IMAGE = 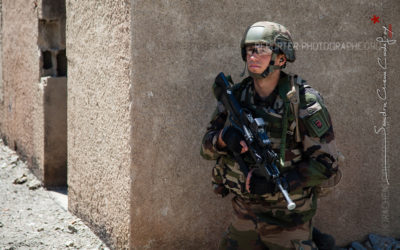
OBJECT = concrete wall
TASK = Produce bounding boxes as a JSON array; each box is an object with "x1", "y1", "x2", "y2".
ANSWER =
[
  {"x1": 291, "y1": 1, "x2": 400, "y2": 244},
  {"x1": 0, "y1": 0, "x2": 39, "y2": 167},
  {"x1": 66, "y1": 1, "x2": 131, "y2": 249},
  {"x1": 0, "y1": 0, "x2": 398, "y2": 249},
  {"x1": 33, "y1": 77, "x2": 67, "y2": 187},
  {"x1": 0, "y1": 0, "x2": 3, "y2": 104},
  {"x1": 33, "y1": 0, "x2": 67, "y2": 186},
  {"x1": 130, "y1": 0, "x2": 400, "y2": 248},
  {"x1": 130, "y1": 2, "x2": 237, "y2": 249},
  {"x1": 0, "y1": 0, "x2": 67, "y2": 186}
]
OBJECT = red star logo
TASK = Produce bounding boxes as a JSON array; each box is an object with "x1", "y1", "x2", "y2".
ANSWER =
[
  {"x1": 314, "y1": 120, "x2": 322, "y2": 128},
  {"x1": 371, "y1": 15, "x2": 380, "y2": 24}
]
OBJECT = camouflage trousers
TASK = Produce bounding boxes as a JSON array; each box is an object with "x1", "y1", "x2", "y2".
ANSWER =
[{"x1": 219, "y1": 197, "x2": 317, "y2": 250}]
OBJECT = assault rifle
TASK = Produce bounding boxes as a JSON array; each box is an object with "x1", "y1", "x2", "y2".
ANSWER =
[{"x1": 213, "y1": 72, "x2": 296, "y2": 210}]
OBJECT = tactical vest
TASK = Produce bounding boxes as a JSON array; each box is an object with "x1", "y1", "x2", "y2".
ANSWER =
[
  {"x1": 215, "y1": 73, "x2": 329, "y2": 204},
  {"x1": 233, "y1": 74, "x2": 303, "y2": 168}
]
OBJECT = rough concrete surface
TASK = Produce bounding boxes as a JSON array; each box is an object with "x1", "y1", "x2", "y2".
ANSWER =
[
  {"x1": 130, "y1": 0, "x2": 400, "y2": 248},
  {"x1": 0, "y1": 0, "x2": 3, "y2": 104},
  {"x1": 0, "y1": 0, "x2": 399, "y2": 249},
  {"x1": 0, "y1": 139, "x2": 109, "y2": 249},
  {"x1": 130, "y1": 2, "x2": 242, "y2": 248},
  {"x1": 0, "y1": 0, "x2": 66, "y2": 184},
  {"x1": 66, "y1": 1, "x2": 131, "y2": 249},
  {"x1": 310, "y1": 0, "x2": 400, "y2": 244},
  {"x1": 0, "y1": 0, "x2": 39, "y2": 167},
  {"x1": 42, "y1": 77, "x2": 67, "y2": 186},
  {"x1": 33, "y1": 77, "x2": 67, "y2": 187}
]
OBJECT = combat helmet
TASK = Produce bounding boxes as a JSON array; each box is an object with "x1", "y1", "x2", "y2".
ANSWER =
[{"x1": 240, "y1": 21, "x2": 295, "y2": 78}]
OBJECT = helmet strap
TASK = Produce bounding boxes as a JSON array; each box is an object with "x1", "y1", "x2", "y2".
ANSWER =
[
  {"x1": 248, "y1": 53, "x2": 282, "y2": 79},
  {"x1": 240, "y1": 62, "x2": 247, "y2": 77}
]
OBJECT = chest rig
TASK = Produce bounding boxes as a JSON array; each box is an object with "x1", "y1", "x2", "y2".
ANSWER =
[{"x1": 232, "y1": 74, "x2": 304, "y2": 170}]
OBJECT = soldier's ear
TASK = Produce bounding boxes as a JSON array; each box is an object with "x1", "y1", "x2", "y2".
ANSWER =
[{"x1": 277, "y1": 55, "x2": 287, "y2": 66}]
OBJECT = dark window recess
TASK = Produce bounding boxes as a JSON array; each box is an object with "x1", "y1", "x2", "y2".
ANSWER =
[
  {"x1": 57, "y1": 50, "x2": 67, "y2": 77},
  {"x1": 42, "y1": 50, "x2": 52, "y2": 70}
]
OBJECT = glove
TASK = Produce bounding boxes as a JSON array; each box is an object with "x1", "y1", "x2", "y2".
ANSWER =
[
  {"x1": 247, "y1": 168, "x2": 302, "y2": 195},
  {"x1": 248, "y1": 173, "x2": 276, "y2": 195},
  {"x1": 282, "y1": 168, "x2": 303, "y2": 192},
  {"x1": 221, "y1": 126, "x2": 245, "y2": 154}
]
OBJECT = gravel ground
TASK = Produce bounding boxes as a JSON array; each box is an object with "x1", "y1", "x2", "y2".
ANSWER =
[{"x1": 0, "y1": 139, "x2": 109, "y2": 250}]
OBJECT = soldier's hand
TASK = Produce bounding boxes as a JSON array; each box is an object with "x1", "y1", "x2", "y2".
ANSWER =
[
  {"x1": 246, "y1": 170, "x2": 276, "y2": 195},
  {"x1": 218, "y1": 126, "x2": 248, "y2": 154}
]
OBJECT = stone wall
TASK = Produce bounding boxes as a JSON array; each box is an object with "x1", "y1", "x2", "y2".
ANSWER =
[{"x1": 66, "y1": 1, "x2": 131, "y2": 249}]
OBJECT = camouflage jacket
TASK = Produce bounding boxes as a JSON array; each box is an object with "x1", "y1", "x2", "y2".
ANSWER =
[{"x1": 200, "y1": 72, "x2": 341, "y2": 227}]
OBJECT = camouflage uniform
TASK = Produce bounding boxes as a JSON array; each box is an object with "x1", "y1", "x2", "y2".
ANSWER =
[{"x1": 200, "y1": 72, "x2": 341, "y2": 249}]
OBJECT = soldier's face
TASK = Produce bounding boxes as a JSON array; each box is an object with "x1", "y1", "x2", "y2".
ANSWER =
[{"x1": 246, "y1": 45, "x2": 272, "y2": 74}]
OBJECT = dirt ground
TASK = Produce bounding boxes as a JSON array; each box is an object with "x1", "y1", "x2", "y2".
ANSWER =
[{"x1": 0, "y1": 139, "x2": 109, "y2": 250}]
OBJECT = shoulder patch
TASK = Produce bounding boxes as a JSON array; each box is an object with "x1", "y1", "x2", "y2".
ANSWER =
[
  {"x1": 294, "y1": 80, "x2": 330, "y2": 137},
  {"x1": 299, "y1": 97, "x2": 330, "y2": 137}
]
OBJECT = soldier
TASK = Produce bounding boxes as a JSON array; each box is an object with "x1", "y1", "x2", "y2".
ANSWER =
[{"x1": 200, "y1": 21, "x2": 342, "y2": 250}]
